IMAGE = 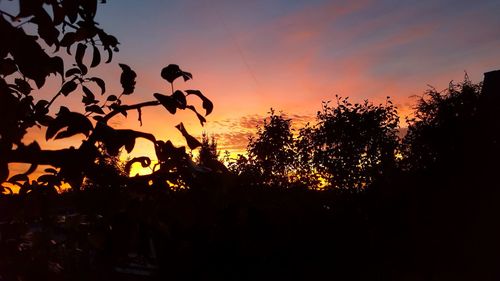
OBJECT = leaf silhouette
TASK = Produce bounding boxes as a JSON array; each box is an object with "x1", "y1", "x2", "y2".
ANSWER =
[
  {"x1": 154, "y1": 93, "x2": 177, "y2": 114},
  {"x1": 14, "y1": 78, "x2": 32, "y2": 95},
  {"x1": 65, "y1": 67, "x2": 81, "y2": 77},
  {"x1": 185, "y1": 90, "x2": 213, "y2": 116},
  {"x1": 172, "y1": 90, "x2": 187, "y2": 109},
  {"x1": 119, "y1": 63, "x2": 137, "y2": 95},
  {"x1": 125, "y1": 157, "x2": 151, "y2": 175},
  {"x1": 104, "y1": 46, "x2": 113, "y2": 63},
  {"x1": 75, "y1": 43, "x2": 87, "y2": 69},
  {"x1": 0, "y1": 58, "x2": 17, "y2": 76},
  {"x1": 8, "y1": 173, "x2": 29, "y2": 183},
  {"x1": 94, "y1": 123, "x2": 155, "y2": 156},
  {"x1": 82, "y1": 85, "x2": 95, "y2": 99},
  {"x1": 46, "y1": 107, "x2": 93, "y2": 140},
  {"x1": 90, "y1": 45, "x2": 101, "y2": 67},
  {"x1": 175, "y1": 122, "x2": 201, "y2": 149},
  {"x1": 186, "y1": 105, "x2": 206, "y2": 126},
  {"x1": 85, "y1": 104, "x2": 104, "y2": 114},
  {"x1": 60, "y1": 32, "x2": 76, "y2": 47},
  {"x1": 44, "y1": 168, "x2": 58, "y2": 174},
  {"x1": 90, "y1": 77, "x2": 105, "y2": 94},
  {"x1": 161, "y1": 64, "x2": 192, "y2": 83},
  {"x1": 60, "y1": 80, "x2": 78, "y2": 96}
]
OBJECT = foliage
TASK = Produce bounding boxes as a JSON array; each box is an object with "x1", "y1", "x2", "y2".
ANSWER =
[
  {"x1": 308, "y1": 97, "x2": 400, "y2": 189},
  {"x1": 402, "y1": 76, "x2": 482, "y2": 171},
  {"x1": 196, "y1": 133, "x2": 218, "y2": 165},
  {"x1": 242, "y1": 109, "x2": 295, "y2": 187},
  {"x1": 0, "y1": 0, "x2": 213, "y2": 193},
  {"x1": 1, "y1": 1, "x2": 499, "y2": 280}
]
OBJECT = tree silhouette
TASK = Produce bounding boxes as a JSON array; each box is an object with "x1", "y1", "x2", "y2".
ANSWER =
[
  {"x1": 0, "y1": 1, "x2": 213, "y2": 193},
  {"x1": 303, "y1": 97, "x2": 399, "y2": 189},
  {"x1": 243, "y1": 109, "x2": 295, "y2": 186},
  {"x1": 402, "y1": 76, "x2": 482, "y2": 172}
]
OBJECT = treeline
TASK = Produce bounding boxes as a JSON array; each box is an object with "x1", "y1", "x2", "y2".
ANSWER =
[
  {"x1": 218, "y1": 76, "x2": 489, "y2": 190},
  {"x1": 1, "y1": 75, "x2": 498, "y2": 280}
]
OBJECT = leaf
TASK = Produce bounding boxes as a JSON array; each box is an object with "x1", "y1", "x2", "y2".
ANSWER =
[
  {"x1": 79, "y1": 61, "x2": 88, "y2": 76},
  {"x1": 60, "y1": 80, "x2": 77, "y2": 96},
  {"x1": 85, "y1": 104, "x2": 105, "y2": 114},
  {"x1": 90, "y1": 45, "x2": 100, "y2": 67},
  {"x1": 37, "y1": 174, "x2": 59, "y2": 184},
  {"x1": 185, "y1": 89, "x2": 213, "y2": 115},
  {"x1": 93, "y1": 123, "x2": 155, "y2": 156},
  {"x1": 62, "y1": 0, "x2": 79, "y2": 23},
  {"x1": 160, "y1": 64, "x2": 192, "y2": 84},
  {"x1": 8, "y1": 174, "x2": 29, "y2": 183},
  {"x1": 175, "y1": 122, "x2": 201, "y2": 150},
  {"x1": 49, "y1": 56, "x2": 65, "y2": 78},
  {"x1": 32, "y1": 9, "x2": 59, "y2": 47},
  {"x1": 0, "y1": 58, "x2": 17, "y2": 76},
  {"x1": 65, "y1": 67, "x2": 81, "y2": 77},
  {"x1": 90, "y1": 77, "x2": 105, "y2": 94},
  {"x1": 109, "y1": 103, "x2": 127, "y2": 117},
  {"x1": 82, "y1": 86, "x2": 98, "y2": 105},
  {"x1": 44, "y1": 168, "x2": 58, "y2": 174},
  {"x1": 17, "y1": 0, "x2": 41, "y2": 18},
  {"x1": 106, "y1": 94, "x2": 117, "y2": 101},
  {"x1": 122, "y1": 133, "x2": 136, "y2": 153},
  {"x1": 119, "y1": 63, "x2": 137, "y2": 95},
  {"x1": 15, "y1": 78, "x2": 33, "y2": 95},
  {"x1": 172, "y1": 90, "x2": 187, "y2": 109},
  {"x1": 154, "y1": 93, "x2": 177, "y2": 114},
  {"x1": 52, "y1": 3, "x2": 65, "y2": 25},
  {"x1": 82, "y1": 85, "x2": 94, "y2": 99},
  {"x1": 46, "y1": 106, "x2": 93, "y2": 140},
  {"x1": 81, "y1": 0, "x2": 98, "y2": 18},
  {"x1": 75, "y1": 43, "x2": 87, "y2": 69},
  {"x1": 60, "y1": 32, "x2": 76, "y2": 47},
  {"x1": 186, "y1": 105, "x2": 206, "y2": 126},
  {"x1": 37, "y1": 115, "x2": 54, "y2": 126},
  {"x1": 125, "y1": 157, "x2": 151, "y2": 175},
  {"x1": 104, "y1": 46, "x2": 113, "y2": 63},
  {"x1": 35, "y1": 99, "x2": 49, "y2": 115}
]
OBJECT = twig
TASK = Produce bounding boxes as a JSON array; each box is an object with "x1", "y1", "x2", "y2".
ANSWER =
[{"x1": 102, "y1": 100, "x2": 160, "y2": 123}]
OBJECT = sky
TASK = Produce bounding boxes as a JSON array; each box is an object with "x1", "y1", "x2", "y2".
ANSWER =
[
  {"x1": 88, "y1": 0, "x2": 500, "y2": 154},
  {"x1": 4, "y1": 0, "x2": 500, "y2": 176}
]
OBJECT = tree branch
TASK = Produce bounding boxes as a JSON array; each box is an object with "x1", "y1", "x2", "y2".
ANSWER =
[
  {"x1": 102, "y1": 100, "x2": 160, "y2": 123},
  {"x1": 6, "y1": 147, "x2": 81, "y2": 167}
]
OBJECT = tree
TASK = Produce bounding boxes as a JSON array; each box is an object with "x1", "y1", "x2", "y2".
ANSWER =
[
  {"x1": 196, "y1": 132, "x2": 219, "y2": 166},
  {"x1": 401, "y1": 76, "x2": 482, "y2": 172},
  {"x1": 306, "y1": 97, "x2": 400, "y2": 189},
  {"x1": 0, "y1": 1, "x2": 213, "y2": 193},
  {"x1": 243, "y1": 109, "x2": 295, "y2": 186}
]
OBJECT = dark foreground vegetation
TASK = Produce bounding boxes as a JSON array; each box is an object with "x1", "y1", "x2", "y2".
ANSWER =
[{"x1": 1, "y1": 1, "x2": 499, "y2": 280}]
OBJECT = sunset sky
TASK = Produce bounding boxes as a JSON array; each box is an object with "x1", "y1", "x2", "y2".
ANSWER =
[{"x1": 5, "y1": 0, "x2": 500, "y2": 172}]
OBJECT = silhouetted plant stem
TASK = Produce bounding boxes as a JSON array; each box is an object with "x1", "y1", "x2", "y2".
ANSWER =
[
  {"x1": 46, "y1": 91, "x2": 63, "y2": 110},
  {"x1": 102, "y1": 100, "x2": 160, "y2": 123}
]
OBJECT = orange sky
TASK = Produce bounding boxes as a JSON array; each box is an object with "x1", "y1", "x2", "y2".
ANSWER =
[{"x1": 3, "y1": 0, "x2": 500, "y2": 179}]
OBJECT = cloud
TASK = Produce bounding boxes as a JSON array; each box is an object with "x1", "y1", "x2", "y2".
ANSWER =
[{"x1": 201, "y1": 111, "x2": 316, "y2": 153}]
